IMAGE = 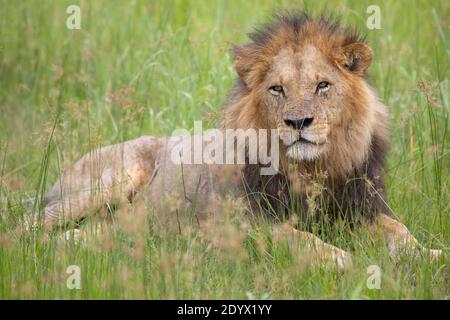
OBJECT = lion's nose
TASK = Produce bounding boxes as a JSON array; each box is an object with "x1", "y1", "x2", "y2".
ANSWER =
[{"x1": 284, "y1": 117, "x2": 314, "y2": 130}]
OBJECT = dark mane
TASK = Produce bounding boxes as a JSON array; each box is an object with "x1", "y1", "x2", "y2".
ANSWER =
[
  {"x1": 224, "y1": 12, "x2": 389, "y2": 225},
  {"x1": 245, "y1": 11, "x2": 366, "y2": 52}
]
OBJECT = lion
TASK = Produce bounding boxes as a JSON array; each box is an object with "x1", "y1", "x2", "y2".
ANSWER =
[{"x1": 41, "y1": 13, "x2": 441, "y2": 270}]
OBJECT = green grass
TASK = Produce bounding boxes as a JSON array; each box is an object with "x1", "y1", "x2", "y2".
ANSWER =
[{"x1": 0, "y1": 0, "x2": 449, "y2": 299}]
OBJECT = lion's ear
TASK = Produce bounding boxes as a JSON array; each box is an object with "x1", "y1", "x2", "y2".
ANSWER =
[
  {"x1": 232, "y1": 44, "x2": 257, "y2": 87},
  {"x1": 337, "y1": 43, "x2": 372, "y2": 76}
]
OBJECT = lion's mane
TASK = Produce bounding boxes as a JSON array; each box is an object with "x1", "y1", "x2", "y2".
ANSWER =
[{"x1": 222, "y1": 12, "x2": 389, "y2": 224}]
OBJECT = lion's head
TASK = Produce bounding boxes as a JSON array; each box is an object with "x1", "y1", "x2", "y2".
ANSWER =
[{"x1": 224, "y1": 13, "x2": 388, "y2": 178}]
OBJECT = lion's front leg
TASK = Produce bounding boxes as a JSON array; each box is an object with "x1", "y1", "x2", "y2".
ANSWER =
[
  {"x1": 41, "y1": 136, "x2": 161, "y2": 231},
  {"x1": 272, "y1": 225, "x2": 352, "y2": 272},
  {"x1": 369, "y1": 213, "x2": 442, "y2": 259}
]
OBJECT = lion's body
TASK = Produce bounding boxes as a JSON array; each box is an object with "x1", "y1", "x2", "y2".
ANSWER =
[
  {"x1": 44, "y1": 133, "x2": 245, "y2": 227},
  {"x1": 41, "y1": 13, "x2": 391, "y2": 230},
  {"x1": 42, "y1": 13, "x2": 441, "y2": 267}
]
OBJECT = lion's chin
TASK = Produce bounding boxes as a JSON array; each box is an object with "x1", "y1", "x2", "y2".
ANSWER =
[{"x1": 286, "y1": 142, "x2": 323, "y2": 162}]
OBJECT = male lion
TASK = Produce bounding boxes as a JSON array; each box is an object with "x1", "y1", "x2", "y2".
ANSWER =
[{"x1": 42, "y1": 13, "x2": 441, "y2": 270}]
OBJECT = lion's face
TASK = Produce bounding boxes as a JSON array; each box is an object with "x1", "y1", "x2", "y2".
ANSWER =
[
  {"x1": 261, "y1": 45, "x2": 351, "y2": 161},
  {"x1": 229, "y1": 17, "x2": 379, "y2": 174}
]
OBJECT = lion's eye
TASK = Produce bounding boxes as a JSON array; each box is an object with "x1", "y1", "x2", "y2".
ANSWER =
[
  {"x1": 269, "y1": 85, "x2": 284, "y2": 96},
  {"x1": 316, "y1": 81, "x2": 330, "y2": 93}
]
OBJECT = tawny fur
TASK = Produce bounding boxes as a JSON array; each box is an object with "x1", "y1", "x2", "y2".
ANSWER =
[
  {"x1": 41, "y1": 13, "x2": 442, "y2": 268},
  {"x1": 224, "y1": 13, "x2": 389, "y2": 223}
]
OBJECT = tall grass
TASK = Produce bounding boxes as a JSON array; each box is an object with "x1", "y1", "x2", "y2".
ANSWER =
[{"x1": 0, "y1": 0, "x2": 448, "y2": 299}]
